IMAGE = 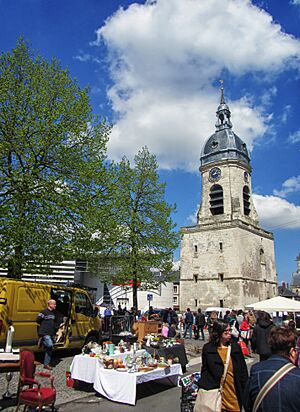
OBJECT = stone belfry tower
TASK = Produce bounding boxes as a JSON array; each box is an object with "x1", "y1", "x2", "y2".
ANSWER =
[{"x1": 180, "y1": 84, "x2": 277, "y2": 310}]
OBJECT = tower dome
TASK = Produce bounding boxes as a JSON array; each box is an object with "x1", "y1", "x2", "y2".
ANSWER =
[{"x1": 201, "y1": 83, "x2": 250, "y2": 167}]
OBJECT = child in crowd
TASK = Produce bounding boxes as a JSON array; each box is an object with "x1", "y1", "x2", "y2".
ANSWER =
[
  {"x1": 168, "y1": 323, "x2": 180, "y2": 338},
  {"x1": 162, "y1": 322, "x2": 169, "y2": 338}
]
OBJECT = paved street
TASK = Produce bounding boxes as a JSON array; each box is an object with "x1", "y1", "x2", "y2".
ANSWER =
[
  {"x1": 0, "y1": 337, "x2": 258, "y2": 411},
  {"x1": 0, "y1": 349, "x2": 86, "y2": 411}
]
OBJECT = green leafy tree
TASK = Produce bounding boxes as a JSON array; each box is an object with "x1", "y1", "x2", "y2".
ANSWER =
[
  {"x1": 98, "y1": 147, "x2": 179, "y2": 309},
  {"x1": 0, "y1": 39, "x2": 112, "y2": 277}
]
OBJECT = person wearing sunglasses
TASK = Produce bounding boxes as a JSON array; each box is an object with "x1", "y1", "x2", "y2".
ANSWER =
[{"x1": 197, "y1": 319, "x2": 248, "y2": 412}]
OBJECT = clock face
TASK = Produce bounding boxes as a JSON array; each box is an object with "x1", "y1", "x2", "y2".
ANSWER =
[{"x1": 209, "y1": 167, "x2": 221, "y2": 182}]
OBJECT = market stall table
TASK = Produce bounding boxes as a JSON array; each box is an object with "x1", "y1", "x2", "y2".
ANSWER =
[
  {"x1": 70, "y1": 350, "x2": 146, "y2": 384},
  {"x1": 0, "y1": 352, "x2": 20, "y2": 399},
  {"x1": 0, "y1": 362, "x2": 20, "y2": 373},
  {"x1": 70, "y1": 354, "x2": 182, "y2": 405},
  {"x1": 143, "y1": 344, "x2": 188, "y2": 372}
]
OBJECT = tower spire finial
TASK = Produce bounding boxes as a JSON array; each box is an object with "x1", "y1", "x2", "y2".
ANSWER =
[
  {"x1": 216, "y1": 80, "x2": 232, "y2": 130},
  {"x1": 219, "y1": 79, "x2": 225, "y2": 104}
]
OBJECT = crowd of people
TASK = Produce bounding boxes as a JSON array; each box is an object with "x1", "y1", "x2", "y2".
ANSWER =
[
  {"x1": 179, "y1": 307, "x2": 257, "y2": 345},
  {"x1": 36, "y1": 300, "x2": 300, "y2": 410},
  {"x1": 192, "y1": 308, "x2": 300, "y2": 412},
  {"x1": 102, "y1": 304, "x2": 139, "y2": 332}
]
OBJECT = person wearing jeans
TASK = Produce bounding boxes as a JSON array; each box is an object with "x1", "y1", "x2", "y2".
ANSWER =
[
  {"x1": 42, "y1": 335, "x2": 54, "y2": 367},
  {"x1": 183, "y1": 308, "x2": 193, "y2": 339},
  {"x1": 195, "y1": 308, "x2": 206, "y2": 340},
  {"x1": 37, "y1": 299, "x2": 57, "y2": 370}
]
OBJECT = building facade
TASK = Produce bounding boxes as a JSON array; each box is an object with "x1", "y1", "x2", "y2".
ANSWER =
[
  {"x1": 290, "y1": 252, "x2": 300, "y2": 295},
  {"x1": 180, "y1": 86, "x2": 277, "y2": 310}
]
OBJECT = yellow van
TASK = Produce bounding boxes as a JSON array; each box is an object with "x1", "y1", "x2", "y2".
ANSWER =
[{"x1": 0, "y1": 278, "x2": 101, "y2": 351}]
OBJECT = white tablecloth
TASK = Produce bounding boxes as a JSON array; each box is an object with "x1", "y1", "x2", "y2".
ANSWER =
[
  {"x1": 70, "y1": 350, "x2": 145, "y2": 383},
  {"x1": 70, "y1": 355, "x2": 182, "y2": 405},
  {"x1": 0, "y1": 353, "x2": 20, "y2": 362}
]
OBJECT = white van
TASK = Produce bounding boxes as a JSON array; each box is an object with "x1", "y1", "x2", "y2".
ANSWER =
[{"x1": 205, "y1": 307, "x2": 232, "y2": 320}]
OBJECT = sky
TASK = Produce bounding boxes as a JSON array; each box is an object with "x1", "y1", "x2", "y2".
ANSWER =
[{"x1": 0, "y1": 0, "x2": 299, "y2": 284}]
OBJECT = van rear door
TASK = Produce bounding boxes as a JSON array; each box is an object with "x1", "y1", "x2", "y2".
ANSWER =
[
  {"x1": 0, "y1": 280, "x2": 9, "y2": 346},
  {"x1": 51, "y1": 288, "x2": 72, "y2": 346},
  {"x1": 69, "y1": 291, "x2": 94, "y2": 347}
]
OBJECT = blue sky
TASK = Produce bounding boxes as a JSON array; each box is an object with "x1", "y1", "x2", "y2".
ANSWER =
[{"x1": 0, "y1": 0, "x2": 299, "y2": 283}]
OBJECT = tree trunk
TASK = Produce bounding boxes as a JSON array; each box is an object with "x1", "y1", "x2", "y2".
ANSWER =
[
  {"x1": 7, "y1": 247, "x2": 23, "y2": 279},
  {"x1": 132, "y1": 271, "x2": 138, "y2": 309}
]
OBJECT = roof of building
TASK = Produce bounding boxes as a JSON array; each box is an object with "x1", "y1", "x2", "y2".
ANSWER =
[
  {"x1": 201, "y1": 83, "x2": 250, "y2": 167},
  {"x1": 278, "y1": 286, "x2": 300, "y2": 300}
]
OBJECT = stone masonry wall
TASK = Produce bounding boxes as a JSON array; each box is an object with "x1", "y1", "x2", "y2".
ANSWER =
[{"x1": 180, "y1": 223, "x2": 277, "y2": 311}]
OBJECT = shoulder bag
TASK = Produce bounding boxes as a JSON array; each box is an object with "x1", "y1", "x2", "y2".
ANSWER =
[
  {"x1": 231, "y1": 320, "x2": 240, "y2": 338},
  {"x1": 194, "y1": 345, "x2": 231, "y2": 412},
  {"x1": 253, "y1": 362, "x2": 296, "y2": 412}
]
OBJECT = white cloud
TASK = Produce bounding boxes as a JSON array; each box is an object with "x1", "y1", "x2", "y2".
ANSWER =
[
  {"x1": 93, "y1": 0, "x2": 300, "y2": 170},
  {"x1": 187, "y1": 205, "x2": 199, "y2": 225},
  {"x1": 273, "y1": 176, "x2": 300, "y2": 197},
  {"x1": 290, "y1": 0, "x2": 300, "y2": 6},
  {"x1": 260, "y1": 86, "x2": 277, "y2": 107},
  {"x1": 107, "y1": 92, "x2": 268, "y2": 170},
  {"x1": 280, "y1": 105, "x2": 292, "y2": 124},
  {"x1": 253, "y1": 194, "x2": 300, "y2": 229},
  {"x1": 289, "y1": 129, "x2": 300, "y2": 143},
  {"x1": 74, "y1": 52, "x2": 92, "y2": 62},
  {"x1": 73, "y1": 51, "x2": 101, "y2": 64},
  {"x1": 172, "y1": 260, "x2": 180, "y2": 271}
]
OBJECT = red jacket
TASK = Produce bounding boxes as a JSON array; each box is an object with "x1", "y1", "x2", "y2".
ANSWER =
[{"x1": 240, "y1": 320, "x2": 250, "y2": 331}]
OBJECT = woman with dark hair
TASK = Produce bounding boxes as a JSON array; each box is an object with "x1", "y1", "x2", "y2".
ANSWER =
[
  {"x1": 197, "y1": 319, "x2": 248, "y2": 412},
  {"x1": 207, "y1": 310, "x2": 218, "y2": 337}
]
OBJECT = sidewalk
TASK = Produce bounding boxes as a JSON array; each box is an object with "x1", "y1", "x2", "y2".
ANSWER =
[{"x1": 0, "y1": 349, "x2": 86, "y2": 411}]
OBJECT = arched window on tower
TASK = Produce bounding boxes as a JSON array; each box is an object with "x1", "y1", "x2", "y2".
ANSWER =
[
  {"x1": 243, "y1": 186, "x2": 251, "y2": 216},
  {"x1": 260, "y1": 249, "x2": 265, "y2": 265},
  {"x1": 209, "y1": 184, "x2": 224, "y2": 215}
]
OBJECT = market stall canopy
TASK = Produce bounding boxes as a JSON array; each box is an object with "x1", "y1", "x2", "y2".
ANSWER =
[{"x1": 245, "y1": 296, "x2": 300, "y2": 312}]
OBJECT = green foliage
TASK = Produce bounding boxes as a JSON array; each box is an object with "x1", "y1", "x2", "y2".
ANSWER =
[
  {"x1": 96, "y1": 147, "x2": 179, "y2": 308},
  {"x1": 0, "y1": 39, "x2": 178, "y2": 299},
  {"x1": 0, "y1": 39, "x2": 112, "y2": 277}
]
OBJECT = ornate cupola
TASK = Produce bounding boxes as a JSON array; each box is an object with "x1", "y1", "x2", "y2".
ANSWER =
[
  {"x1": 197, "y1": 83, "x2": 259, "y2": 226},
  {"x1": 201, "y1": 82, "x2": 250, "y2": 169}
]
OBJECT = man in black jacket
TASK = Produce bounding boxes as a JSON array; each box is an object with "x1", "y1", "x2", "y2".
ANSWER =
[
  {"x1": 251, "y1": 311, "x2": 273, "y2": 361},
  {"x1": 195, "y1": 308, "x2": 206, "y2": 340},
  {"x1": 183, "y1": 308, "x2": 194, "y2": 339},
  {"x1": 37, "y1": 299, "x2": 57, "y2": 370}
]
